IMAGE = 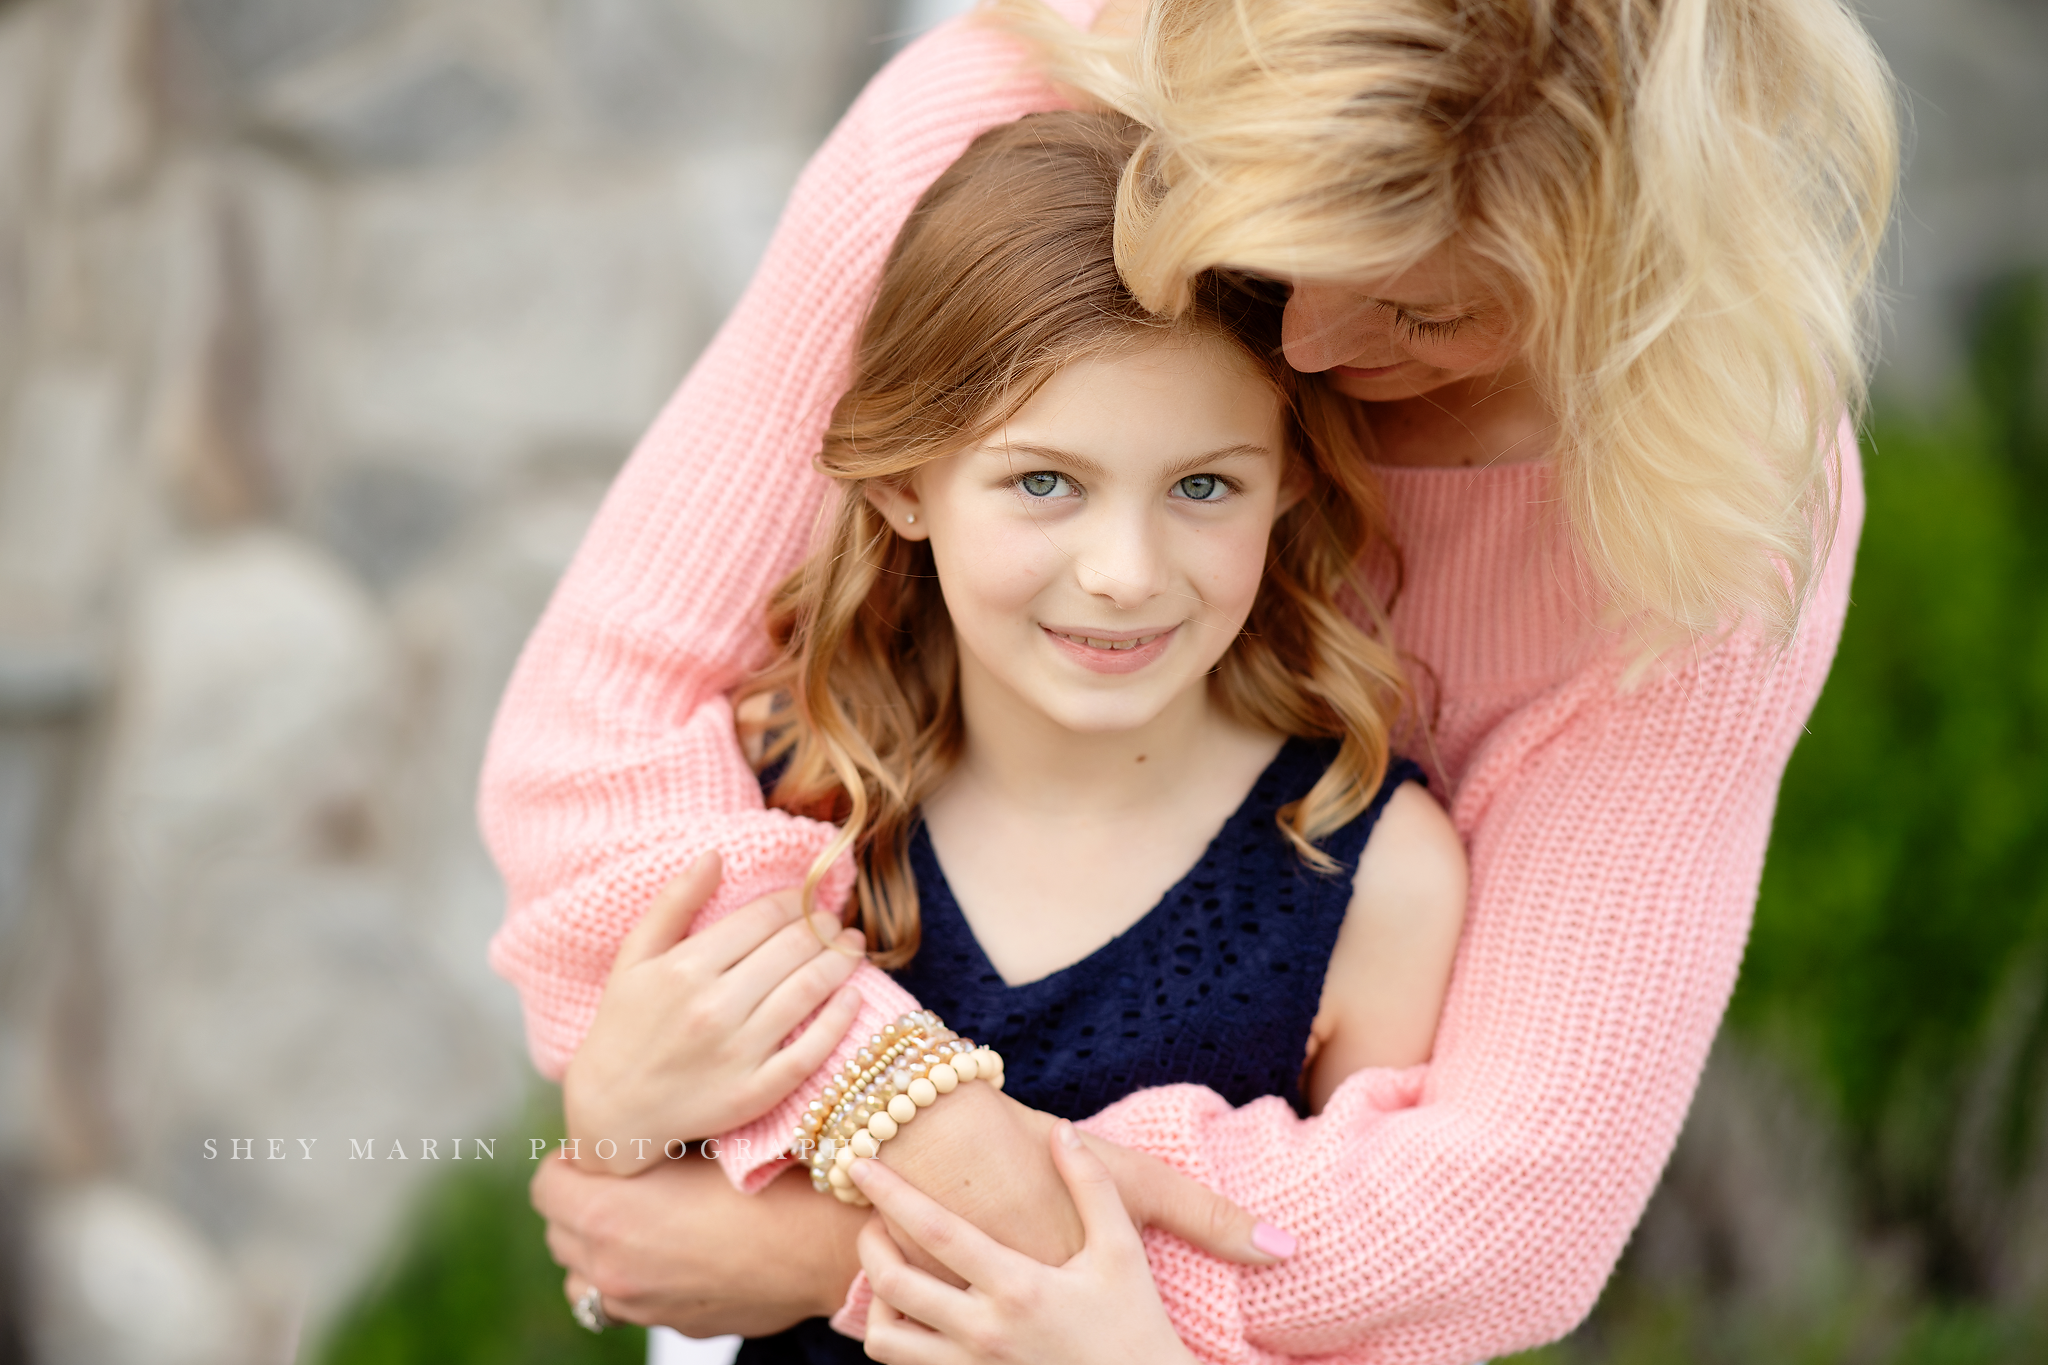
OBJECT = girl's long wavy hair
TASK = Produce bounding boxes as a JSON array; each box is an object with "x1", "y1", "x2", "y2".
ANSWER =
[
  {"x1": 997, "y1": 0, "x2": 1899, "y2": 651},
  {"x1": 736, "y1": 112, "x2": 1408, "y2": 967}
]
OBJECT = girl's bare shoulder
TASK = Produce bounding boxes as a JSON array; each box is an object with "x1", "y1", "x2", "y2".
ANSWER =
[{"x1": 1350, "y1": 782, "x2": 1468, "y2": 934}]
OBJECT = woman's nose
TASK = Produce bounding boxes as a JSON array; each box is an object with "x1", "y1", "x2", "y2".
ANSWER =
[{"x1": 1282, "y1": 284, "x2": 1384, "y2": 373}]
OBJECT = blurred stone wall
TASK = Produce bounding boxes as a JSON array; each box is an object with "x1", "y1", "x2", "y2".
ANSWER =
[
  {"x1": 0, "y1": 0, "x2": 908, "y2": 1360},
  {"x1": 0, "y1": 0, "x2": 2041, "y2": 1363},
  {"x1": 1864, "y1": 0, "x2": 2048, "y2": 400}
]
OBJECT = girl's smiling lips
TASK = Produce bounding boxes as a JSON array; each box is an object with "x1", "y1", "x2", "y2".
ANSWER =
[{"x1": 1041, "y1": 624, "x2": 1180, "y2": 674}]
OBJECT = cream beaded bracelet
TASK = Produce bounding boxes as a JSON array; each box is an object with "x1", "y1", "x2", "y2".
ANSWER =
[{"x1": 792, "y1": 1009, "x2": 1005, "y2": 1204}]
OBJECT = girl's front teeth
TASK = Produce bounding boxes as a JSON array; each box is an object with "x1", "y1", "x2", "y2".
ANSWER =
[{"x1": 1057, "y1": 631, "x2": 1161, "y2": 651}]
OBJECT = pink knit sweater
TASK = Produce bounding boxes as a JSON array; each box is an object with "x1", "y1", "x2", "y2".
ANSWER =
[{"x1": 480, "y1": 8, "x2": 1862, "y2": 1361}]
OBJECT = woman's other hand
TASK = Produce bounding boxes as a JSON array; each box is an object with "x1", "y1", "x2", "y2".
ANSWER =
[
  {"x1": 562, "y1": 850, "x2": 865, "y2": 1172},
  {"x1": 853, "y1": 1120, "x2": 1208, "y2": 1365},
  {"x1": 537, "y1": 1150, "x2": 865, "y2": 1337}
]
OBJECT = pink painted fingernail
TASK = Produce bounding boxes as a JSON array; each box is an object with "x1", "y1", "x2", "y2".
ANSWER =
[{"x1": 1251, "y1": 1222, "x2": 1298, "y2": 1259}]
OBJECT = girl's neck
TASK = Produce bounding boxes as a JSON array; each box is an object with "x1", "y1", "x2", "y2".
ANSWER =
[
  {"x1": 920, "y1": 654, "x2": 1285, "y2": 986},
  {"x1": 943, "y1": 653, "x2": 1270, "y2": 818}
]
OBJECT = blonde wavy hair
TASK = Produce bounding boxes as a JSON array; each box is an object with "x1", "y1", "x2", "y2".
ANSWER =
[
  {"x1": 738, "y1": 112, "x2": 1409, "y2": 966},
  {"x1": 995, "y1": 0, "x2": 1899, "y2": 645}
]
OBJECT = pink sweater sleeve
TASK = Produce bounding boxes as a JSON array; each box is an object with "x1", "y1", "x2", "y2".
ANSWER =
[{"x1": 478, "y1": 14, "x2": 1076, "y2": 1174}]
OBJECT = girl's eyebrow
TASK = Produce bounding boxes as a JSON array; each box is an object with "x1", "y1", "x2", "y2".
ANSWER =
[{"x1": 988, "y1": 441, "x2": 1276, "y2": 477}]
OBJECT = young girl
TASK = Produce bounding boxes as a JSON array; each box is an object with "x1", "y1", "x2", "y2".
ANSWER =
[
  {"x1": 753, "y1": 104, "x2": 1463, "y2": 1101},
  {"x1": 561, "y1": 109, "x2": 1466, "y2": 1358}
]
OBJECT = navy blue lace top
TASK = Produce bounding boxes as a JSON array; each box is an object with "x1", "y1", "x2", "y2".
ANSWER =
[
  {"x1": 891, "y1": 736, "x2": 1423, "y2": 1120},
  {"x1": 738, "y1": 738, "x2": 1422, "y2": 1364}
]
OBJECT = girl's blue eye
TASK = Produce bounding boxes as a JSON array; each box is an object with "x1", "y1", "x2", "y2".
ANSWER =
[
  {"x1": 1019, "y1": 471, "x2": 1070, "y2": 498},
  {"x1": 1175, "y1": 474, "x2": 1225, "y2": 501}
]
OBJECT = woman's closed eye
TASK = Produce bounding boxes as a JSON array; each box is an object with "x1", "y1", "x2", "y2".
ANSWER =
[
  {"x1": 1016, "y1": 470, "x2": 1080, "y2": 500},
  {"x1": 1394, "y1": 309, "x2": 1470, "y2": 342}
]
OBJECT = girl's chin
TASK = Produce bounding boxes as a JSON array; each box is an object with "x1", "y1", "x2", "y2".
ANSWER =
[{"x1": 1012, "y1": 676, "x2": 1192, "y2": 738}]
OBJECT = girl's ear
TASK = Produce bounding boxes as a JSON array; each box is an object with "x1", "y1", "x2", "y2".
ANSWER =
[{"x1": 864, "y1": 480, "x2": 930, "y2": 541}]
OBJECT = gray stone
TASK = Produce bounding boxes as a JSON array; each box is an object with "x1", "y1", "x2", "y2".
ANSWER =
[
  {"x1": 168, "y1": 0, "x2": 395, "y2": 87},
  {"x1": 310, "y1": 460, "x2": 465, "y2": 588},
  {"x1": 0, "y1": 0, "x2": 908, "y2": 1351},
  {"x1": 33, "y1": 1181, "x2": 258, "y2": 1365},
  {"x1": 0, "y1": 729, "x2": 47, "y2": 959},
  {"x1": 561, "y1": 0, "x2": 890, "y2": 143},
  {"x1": 1863, "y1": 0, "x2": 2048, "y2": 398},
  {"x1": 559, "y1": 0, "x2": 737, "y2": 140},
  {"x1": 318, "y1": 181, "x2": 705, "y2": 477},
  {"x1": 0, "y1": 640, "x2": 101, "y2": 721},
  {"x1": 0, "y1": 365, "x2": 126, "y2": 635},
  {"x1": 269, "y1": 57, "x2": 523, "y2": 171},
  {"x1": 95, "y1": 530, "x2": 523, "y2": 1328}
]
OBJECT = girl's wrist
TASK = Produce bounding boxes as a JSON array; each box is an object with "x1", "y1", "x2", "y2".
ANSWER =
[
  {"x1": 879, "y1": 1082, "x2": 1087, "y2": 1269},
  {"x1": 798, "y1": 1011, "x2": 1006, "y2": 1202}
]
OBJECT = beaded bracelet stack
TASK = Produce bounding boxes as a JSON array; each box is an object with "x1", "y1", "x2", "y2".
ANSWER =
[{"x1": 793, "y1": 1009, "x2": 1006, "y2": 1205}]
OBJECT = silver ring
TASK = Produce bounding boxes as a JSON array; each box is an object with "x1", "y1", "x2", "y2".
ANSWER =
[{"x1": 572, "y1": 1285, "x2": 613, "y2": 1333}]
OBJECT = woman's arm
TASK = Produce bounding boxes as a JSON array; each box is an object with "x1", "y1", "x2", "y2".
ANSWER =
[
  {"x1": 836, "y1": 439, "x2": 1864, "y2": 1361},
  {"x1": 1056, "y1": 442, "x2": 1866, "y2": 1363},
  {"x1": 479, "y1": 8, "x2": 1083, "y2": 1178},
  {"x1": 537, "y1": 1157, "x2": 866, "y2": 1336}
]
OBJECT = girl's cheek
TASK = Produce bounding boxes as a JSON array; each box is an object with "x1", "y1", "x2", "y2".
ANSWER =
[
  {"x1": 1190, "y1": 518, "x2": 1277, "y2": 619},
  {"x1": 943, "y1": 518, "x2": 1064, "y2": 611}
]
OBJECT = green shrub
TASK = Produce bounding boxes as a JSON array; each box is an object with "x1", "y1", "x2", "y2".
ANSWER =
[{"x1": 314, "y1": 1099, "x2": 645, "y2": 1365}]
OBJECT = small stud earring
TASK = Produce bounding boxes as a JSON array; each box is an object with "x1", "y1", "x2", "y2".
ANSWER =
[{"x1": 905, "y1": 514, "x2": 916, "y2": 524}]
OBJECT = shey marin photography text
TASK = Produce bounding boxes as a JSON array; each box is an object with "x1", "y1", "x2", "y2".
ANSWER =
[{"x1": 199, "y1": 1136, "x2": 760, "y2": 1162}]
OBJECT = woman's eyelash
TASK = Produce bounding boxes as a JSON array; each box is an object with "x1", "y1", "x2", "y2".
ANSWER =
[{"x1": 1397, "y1": 311, "x2": 1469, "y2": 341}]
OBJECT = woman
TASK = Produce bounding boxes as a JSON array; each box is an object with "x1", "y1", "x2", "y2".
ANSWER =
[{"x1": 486, "y1": 0, "x2": 1896, "y2": 1359}]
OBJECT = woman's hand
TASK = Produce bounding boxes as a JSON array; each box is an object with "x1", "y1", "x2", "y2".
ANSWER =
[
  {"x1": 562, "y1": 850, "x2": 865, "y2": 1173},
  {"x1": 537, "y1": 1151, "x2": 866, "y2": 1337},
  {"x1": 852, "y1": 1120, "x2": 1205, "y2": 1365}
]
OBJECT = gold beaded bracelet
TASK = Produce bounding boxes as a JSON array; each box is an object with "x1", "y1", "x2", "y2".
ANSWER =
[{"x1": 791, "y1": 1010, "x2": 1006, "y2": 1204}]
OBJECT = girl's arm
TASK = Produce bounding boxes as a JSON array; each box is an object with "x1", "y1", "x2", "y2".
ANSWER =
[{"x1": 1302, "y1": 782, "x2": 1469, "y2": 1110}]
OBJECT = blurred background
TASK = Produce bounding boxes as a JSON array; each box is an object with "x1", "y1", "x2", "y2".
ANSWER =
[{"x1": 0, "y1": 1, "x2": 2039, "y2": 1363}]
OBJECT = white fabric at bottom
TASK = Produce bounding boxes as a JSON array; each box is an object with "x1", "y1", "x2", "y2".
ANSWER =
[{"x1": 648, "y1": 1326, "x2": 741, "y2": 1365}]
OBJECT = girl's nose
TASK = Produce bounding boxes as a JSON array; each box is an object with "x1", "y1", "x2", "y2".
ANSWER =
[{"x1": 1071, "y1": 514, "x2": 1170, "y2": 610}]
